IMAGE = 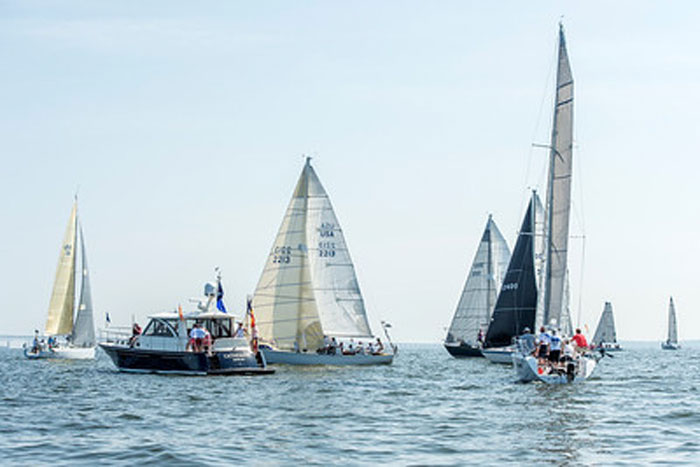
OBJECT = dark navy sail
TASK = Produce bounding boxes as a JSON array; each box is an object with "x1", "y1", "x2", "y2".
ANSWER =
[{"x1": 484, "y1": 196, "x2": 538, "y2": 348}]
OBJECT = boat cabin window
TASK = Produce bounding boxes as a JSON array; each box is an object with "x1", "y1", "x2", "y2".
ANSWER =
[
  {"x1": 143, "y1": 319, "x2": 176, "y2": 337},
  {"x1": 186, "y1": 318, "x2": 232, "y2": 338}
]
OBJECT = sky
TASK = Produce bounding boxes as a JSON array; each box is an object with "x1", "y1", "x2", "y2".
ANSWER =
[{"x1": 1, "y1": 1, "x2": 699, "y2": 343}]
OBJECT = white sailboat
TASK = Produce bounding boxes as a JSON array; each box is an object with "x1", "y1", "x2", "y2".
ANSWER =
[
  {"x1": 661, "y1": 297, "x2": 680, "y2": 350},
  {"x1": 252, "y1": 158, "x2": 394, "y2": 365},
  {"x1": 444, "y1": 215, "x2": 511, "y2": 358},
  {"x1": 592, "y1": 302, "x2": 622, "y2": 351},
  {"x1": 24, "y1": 199, "x2": 96, "y2": 360},
  {"x1": 512, "y1": 24, "x2": 599, "y2": 383}
]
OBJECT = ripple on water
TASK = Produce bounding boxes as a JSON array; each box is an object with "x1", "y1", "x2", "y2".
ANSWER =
[{"x1": 1, "y1": 343, "x2": 699, "y2": 465}]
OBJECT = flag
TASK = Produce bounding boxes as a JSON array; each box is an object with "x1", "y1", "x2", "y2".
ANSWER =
[
  {"x1": 247, "y1": 297, "x2": 256, "y2": 329},
  {"x1": 178, "y1": 304, "x2": 184, "y2": 321},
  {"x1": 216, "y1": 279, "x2": 227, "y2": 313},
  {"x1": 105, "y1": 312, "x2": 111, "y2": 324}
]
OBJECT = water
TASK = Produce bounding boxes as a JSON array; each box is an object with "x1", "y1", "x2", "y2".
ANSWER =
[{"x1": 1, "y1": 343, "x2": 698, "y2": 465}]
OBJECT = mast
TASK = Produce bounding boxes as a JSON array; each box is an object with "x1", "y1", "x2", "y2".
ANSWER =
[
  {"x1": 485, "y1": 215, "x2": 493, "y2": 327},
  {"x1": 543, "y1": 23, "x2": 574, "y2": 328}
]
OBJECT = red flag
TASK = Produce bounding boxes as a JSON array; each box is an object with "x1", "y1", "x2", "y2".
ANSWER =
[{"x1": 178, "y1": 304, "x2": 184, "y2": 321}]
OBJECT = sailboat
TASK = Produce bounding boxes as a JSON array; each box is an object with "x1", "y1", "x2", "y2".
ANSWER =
[
  {"x1": 481, "y1": 193, "x2": 544, "y2": 364},
  {"x1": 508, "y1": 24, "x2": 599, "y2": 383},
  {"x1": 252, "y1": 158, "x2": 395, "y2": 365},
  {"x1": 661, "y1": 297, "x2": 680, "y2": 350},
  {"x1": 24, "y1": 198, "x2": 96, "y2": 359},
  {"x1": 444, "y1": 215, "x2": 511, "y2": 358},
  {"x1": 592, "y1": 302, "x2": 622, "y2": 351}
]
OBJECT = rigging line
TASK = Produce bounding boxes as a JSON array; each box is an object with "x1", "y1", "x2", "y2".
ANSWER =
[{"x1": 517, "y1": 33, "x2": 559, "y2": 227}]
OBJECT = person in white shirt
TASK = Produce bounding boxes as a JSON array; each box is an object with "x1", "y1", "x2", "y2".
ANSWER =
[
  {"x1": 562, "y1": 339, "x2": 575, "y2": 361},
  {"x1": 536, "y1": 326, "x2": 551, "y2": 363},
  {"x1": 234, "y1": 322, "x2": 245, "y2": 338},
  {"x1": 356, "y1": 342, "x2": 366, "y2": 355}
]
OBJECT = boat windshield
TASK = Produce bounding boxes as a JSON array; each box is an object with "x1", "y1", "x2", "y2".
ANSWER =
[{"x1": 143, "y1": 319, "x2": 177, "y2": 337}]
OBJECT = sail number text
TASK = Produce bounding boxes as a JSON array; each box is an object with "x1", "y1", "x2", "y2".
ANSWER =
[{"x1": 273, "y1": 246, "x2": 292, "y2": 264}]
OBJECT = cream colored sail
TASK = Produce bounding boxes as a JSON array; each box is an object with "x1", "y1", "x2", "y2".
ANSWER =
[
  {"x1": 45, "y1": 201, "x2": 78, "y2": 336},
  {"x1": 253, "y1": 159, "x2": 372, "y2": 351}
]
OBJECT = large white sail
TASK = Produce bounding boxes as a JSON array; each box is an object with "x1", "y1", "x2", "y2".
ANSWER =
[
  {"x1": 45, "y1": 201, "x2": 78, "y2": 336},
  {"x1": 667, "y1": 297, "x2": 678, "y2": 344},
  {"x1": 253, "y1": 159, "x2": 372, "y2": 351},
  {"x1": 71, "y1": 226, "x2": 95, "y2": 347},
  {"x1": 592, "y1": 302, "x2": 617, "y2": 345},
  {"x1": 543, "y1": 24, "x2": 574, "y2": 329},
  {"x1": 446, "y1": 216, "x2": 510, "y2": 346}
]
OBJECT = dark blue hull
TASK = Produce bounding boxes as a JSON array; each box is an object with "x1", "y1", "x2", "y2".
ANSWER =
[
  {"x1": 444, "y1": 343, "x2": 484, "y2": 358},
  {"x1": 100, "y1": 344, "x2": 274, "y2": 375}
]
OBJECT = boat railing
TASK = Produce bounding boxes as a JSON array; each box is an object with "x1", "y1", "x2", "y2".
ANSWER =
[{"x1": 99, "y1": 327, "x2": 132, "y2": 346}]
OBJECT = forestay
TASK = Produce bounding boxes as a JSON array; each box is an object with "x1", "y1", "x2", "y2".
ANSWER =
[
  {"x1": 45, "y1": 202, "x2": 78, "y2": 336},
  {"x1": 446, "y1": 216, "x2": 510, "y2": 346},
  {"x1": 253, "y1": 159, "x2": 372, "y2": 351}
]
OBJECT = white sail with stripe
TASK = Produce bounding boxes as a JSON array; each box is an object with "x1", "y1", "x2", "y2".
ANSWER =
[
  {"x1": 542, "y1": 24, "x2": 574, "y2": 330},
  {"x1": 253, "y1": 158, "x2": 372, "y2": 351},
  {"x1": 446, "y1": 215, "x2": 510, "y2": 346},
  {"x1": 667, "y1": 297, "x2": 678, "y2": 345}
]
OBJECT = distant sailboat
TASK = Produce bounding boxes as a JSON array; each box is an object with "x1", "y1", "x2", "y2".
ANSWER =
[
  {"x1": 444, "y1": 215, "x2": 511, "y2": 358},
  {"x1": 252, "y1": 158, "x2": 395, "y2": 365},
  {"x1": 25, "y1": 198, "x2": 96, "y2": 359},
  {"x1": 511, "y1": 24, "x2": 600, "y2": 383},
  {"x1": 592, "y1": 302, "x2": 621, "y2": 351},
  {"x1": 661, "y1": 297, "x2": 680, "y2": 350}
]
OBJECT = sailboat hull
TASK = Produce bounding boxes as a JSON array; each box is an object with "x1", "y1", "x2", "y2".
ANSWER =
[
  {"x1": 661, "y1": 342, "x2": 680, "y2": 350},
  {"x1": 482, "y1": 346, "x2": 515, "y2": 364},
  {"x1": 512, "y1": 353, "x2": 597, "y2": 384},
  {"x1": 261, "y1": 348, "x2": 394, "y2": 365},
  {"x1": 443, "y1": 342, "x2": 484, "y2": 358},
  {"x1": 99, "y1": 344, "x2": 274, "y2": 375},
  {"x1": 23, "y1": 345, "x2": 95, "y2": 360}
]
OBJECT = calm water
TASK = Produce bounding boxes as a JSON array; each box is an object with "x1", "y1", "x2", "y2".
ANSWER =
[{"x1": 1, "y1": 342, "x2": 698, "y2": 465}]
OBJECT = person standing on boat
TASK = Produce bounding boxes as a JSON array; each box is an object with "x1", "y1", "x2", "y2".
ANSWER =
[
  {"x1": 477, "y1": 329, "x2": 485, "y2": 346},
  {"x1": 375, "y1": 338, "x2": 384, "y2": 354},
  {"x1": 234, "y1": 322, "x2": 245, "y2": 338},
  {"x1": 549, "y1": 330, "x2": 562, "y2": 363},
  {"x1": 519, "y1": 327, "x2": 536, "y2": 355},
  {"x1": 32, "y1": 330, "x2": 40, "y2": 353},
  {"x1": 190, "y1": 324, "x2": 206, "y2": 352},
  {"x1": 536, "y1": 326, "x2": 551, "y2": 363}
]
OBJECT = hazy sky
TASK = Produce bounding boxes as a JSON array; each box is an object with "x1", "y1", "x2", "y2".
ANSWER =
[{"x1": 1, "y1": 1, "x2": 698, "y2": 342}]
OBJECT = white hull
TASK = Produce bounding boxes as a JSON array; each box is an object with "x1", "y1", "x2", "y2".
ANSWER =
[
  {"x1": 513, "y1": 353, "x2": 596, "y2": 384},
  {"x1": 482, "y1": 346, "x2": 514, "y2": 364},
  {"x1": 661, "y1": 342, "x2": 680, "y2": 350},
  {"x1": 24, "y1": 345, "x2": 95, "y2": 360},
  {"x1": 262, "y1": 348, "x2": 394, "y2": 366}
]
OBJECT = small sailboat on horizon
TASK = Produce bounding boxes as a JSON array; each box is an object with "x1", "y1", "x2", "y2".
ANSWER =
[
  {"x1": 252, "y1": 158, "x2": 395, "y2": 365},
  {"x1": 24, "y1": 198, "x2": 96, "y2": 360},
  {"x1": 444, "y1": 215, "x2": 511, "y2": 358},
  {"x1": 661, "y1": 297, "x2": 680, "y2": 350},
  {"x1": 592, "y1": 302, "x2": 622, "y2": 351}
]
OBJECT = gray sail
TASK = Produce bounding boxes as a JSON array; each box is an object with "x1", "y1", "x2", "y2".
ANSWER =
[
  {"x1": 592, "y1": 302, "x2": 617, "y2": 345},
  {"x1": 71, "y1": 226, "x2": 95, "y2": 347},
  {"x1": 445, "y1": 215, "x2": 511, "y2": 346},
  {"x1": 543, "y1": 24, "x2": 574, "y2": 329},
  {"x1": 667, "y1": 297, "x2": 678, "y2": 345}
]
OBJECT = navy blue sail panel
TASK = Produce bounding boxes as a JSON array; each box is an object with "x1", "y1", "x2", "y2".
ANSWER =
[{"x1": 484, "y1": 200, "x2": 538, "y2": 348}]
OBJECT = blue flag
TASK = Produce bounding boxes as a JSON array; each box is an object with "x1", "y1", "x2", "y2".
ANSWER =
[
  {"x1": 105, "y1": 312, "x2": 111, "y2": 323},
  {"x1": 216, "y1": 280, "x2": 227, "y2": 313}
]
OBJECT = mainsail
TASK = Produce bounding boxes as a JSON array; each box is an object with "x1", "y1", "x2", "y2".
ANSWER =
[
  {"x1": 253, "y1": 159, "x2": 372, "y2": 351},
  {"x1": 71, "y1": 226, "x2": 96, "y2": 347},
  {"x1": 667, "y1": 297, "x2": 678, "y2": 345},
  {"x1": 445, "y1": 215, "x2": 510, "y2": 346},
  {"x1": 45, "y1": 201, "x2": 78, "y2": 336},
  {"x1": 484, "y1": 193, "x2": 542, "y2": 348},
  {"x1": 542, "y1": 24, "x2": 574, "y2": 330},
  {"x1": 592, "y1": 302, "x2": 617, "y2": 345}
]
